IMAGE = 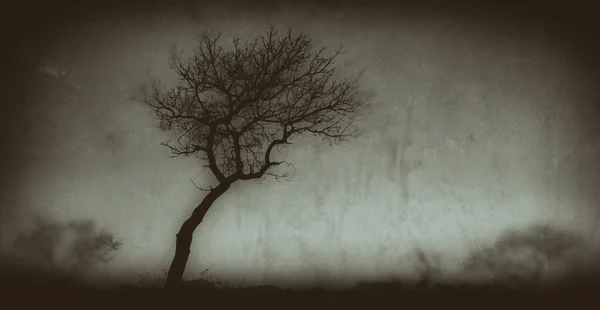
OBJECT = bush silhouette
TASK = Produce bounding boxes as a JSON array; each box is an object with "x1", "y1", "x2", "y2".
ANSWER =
[
  {"x1": 6, "y1": 216, "x2": 122, "y2": 283},
  {"x1": 463, "y1": 224, "x2": 590, "y2": 287}
]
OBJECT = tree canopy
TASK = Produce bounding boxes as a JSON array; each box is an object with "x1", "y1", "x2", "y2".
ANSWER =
[{"x1": 144, "y1": 25, "x2": 364, "y2": 187}]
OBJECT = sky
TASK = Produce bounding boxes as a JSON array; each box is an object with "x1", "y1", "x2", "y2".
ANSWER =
[{"x1": 1, "y1": 0, "x2": 599, "y2": 289}]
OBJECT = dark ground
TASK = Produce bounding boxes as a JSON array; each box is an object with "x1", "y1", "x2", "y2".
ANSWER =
[{"x1": 1, "y1": 267, "x2": 600, "y2": 309}]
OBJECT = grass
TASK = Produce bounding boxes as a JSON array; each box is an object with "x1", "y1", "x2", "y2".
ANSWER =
[{"x1": 3, "y1": 266, "x2": 600, "y2": 310}]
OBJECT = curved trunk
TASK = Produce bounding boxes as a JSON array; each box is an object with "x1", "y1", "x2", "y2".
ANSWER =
[{"x1": 165, "y1": 182, "x2": 231, "y2": 290}]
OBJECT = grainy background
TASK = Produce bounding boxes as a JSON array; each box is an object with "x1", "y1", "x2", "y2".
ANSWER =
[{"x1": 0, "y1": 0, "x2": 598, "y2": 289}]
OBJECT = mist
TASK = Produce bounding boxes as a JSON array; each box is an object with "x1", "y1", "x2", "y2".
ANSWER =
[{"x1": 1, "y1": 0, "x2": 599, "y2": 290}]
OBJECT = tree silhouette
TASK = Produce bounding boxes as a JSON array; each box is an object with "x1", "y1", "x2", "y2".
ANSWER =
[{"x1": 143, "y1": 24, "x2": 365, "y2": 289}]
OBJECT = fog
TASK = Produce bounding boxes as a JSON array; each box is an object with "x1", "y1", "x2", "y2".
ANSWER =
[{"x1": 1, "y1": 0, "x2": 599, "y2": 289}]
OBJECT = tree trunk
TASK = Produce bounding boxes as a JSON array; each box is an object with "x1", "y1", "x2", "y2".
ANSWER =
[{"x1": 164, "y1": 182, "x2": 231, "y2": 290}]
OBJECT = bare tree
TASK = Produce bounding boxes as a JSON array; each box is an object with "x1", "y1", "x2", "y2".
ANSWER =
[{"x1": 142, "y1": 25, "x2": 365, "y2": 289}]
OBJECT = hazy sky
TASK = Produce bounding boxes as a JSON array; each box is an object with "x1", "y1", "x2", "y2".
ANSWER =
[{"x1": 1, "y1": 0, "x2": 599, "y2": 289}]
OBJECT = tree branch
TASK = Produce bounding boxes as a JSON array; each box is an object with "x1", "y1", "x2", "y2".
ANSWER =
[{"x1": 143, "y1": 23, "x2": 365, "y2": 185}]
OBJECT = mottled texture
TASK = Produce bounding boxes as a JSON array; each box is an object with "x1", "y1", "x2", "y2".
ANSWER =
[{"x1": 0, "y1": 0, "x2": 598, "y2": 289}]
